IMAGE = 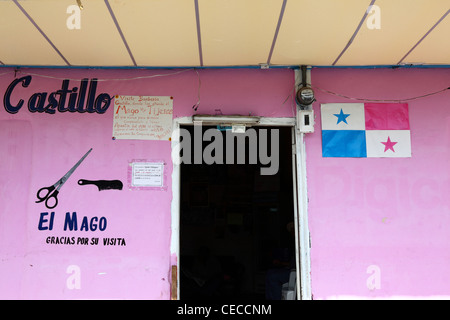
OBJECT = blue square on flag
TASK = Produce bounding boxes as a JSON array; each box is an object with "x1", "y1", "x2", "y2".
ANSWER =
[{"x1": 322, "y1": 130, "x2": 367, "y2": 157}]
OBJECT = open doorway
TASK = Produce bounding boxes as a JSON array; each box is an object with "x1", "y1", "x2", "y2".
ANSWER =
[{"x1": 179, "y1": 125, "x2": 296, "y2": 300}]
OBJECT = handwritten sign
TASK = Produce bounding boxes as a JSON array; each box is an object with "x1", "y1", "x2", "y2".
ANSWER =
[{"x1": 113, "y1": 95, "x2": 173, "y2": 140}]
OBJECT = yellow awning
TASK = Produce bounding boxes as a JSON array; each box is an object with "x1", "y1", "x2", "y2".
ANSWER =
[{"x1": 0, "y1": 0, "x2": 448, "y2": 67}]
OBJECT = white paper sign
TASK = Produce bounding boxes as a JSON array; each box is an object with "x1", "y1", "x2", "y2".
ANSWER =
[
  {"x1": 131, "y1": 162, "x2": 164, "y2": 187},
  {"x1": 113, "y1": 96, "x2": 173, "y2": 140}
]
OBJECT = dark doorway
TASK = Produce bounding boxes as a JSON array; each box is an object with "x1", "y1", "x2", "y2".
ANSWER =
[{"x1": 179, "y1": 125, "x2": 295, "y2": 300}]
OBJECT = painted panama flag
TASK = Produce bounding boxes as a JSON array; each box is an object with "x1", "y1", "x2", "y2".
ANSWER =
[{"x1": 321, "y1": 103, "x2": 411, "y2": 158}]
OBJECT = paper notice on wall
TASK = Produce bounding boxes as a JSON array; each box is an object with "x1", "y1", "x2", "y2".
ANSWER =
[
  {"x1": 131, "y1": 162, "x2": 164, "y2": 188},
  {"x1": 113, "y1": 96, "x2": 173, "y2": 140}
]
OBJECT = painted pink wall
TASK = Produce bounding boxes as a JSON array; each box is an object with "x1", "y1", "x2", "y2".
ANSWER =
[
  {"x1": 0, "y1": 67, "x2": 294, "y2": 299},
  {"x1": 307, "y1": 67, "x2": 450, "y2": 299},
  {"x1": 1, "y1": 66, "x2": 448, "y2": 299}
]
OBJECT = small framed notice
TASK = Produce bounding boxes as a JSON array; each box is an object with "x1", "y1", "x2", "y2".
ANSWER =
[{"x1": 128, "y1": 160, "x2": 167, "y2": 191}]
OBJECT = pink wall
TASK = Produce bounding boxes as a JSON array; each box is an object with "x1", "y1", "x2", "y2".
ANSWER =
[
  {"x1": 0, "y1": 67, "x2": 294, "y2": 299},
  {"x1": 307, "y1": 67, "x2": 450, "y2": 299},
  {"x1": 1, "y1": 66, "x2": 448, "y2": 299}
]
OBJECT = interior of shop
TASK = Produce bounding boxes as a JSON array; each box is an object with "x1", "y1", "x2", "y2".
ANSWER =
[{"x1": 179, "y1": 125, "x2": 296, "y2": 300}]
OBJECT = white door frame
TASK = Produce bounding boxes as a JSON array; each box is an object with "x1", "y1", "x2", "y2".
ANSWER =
[{"x1": 170, "y1": 116, "x2": 312, "y2": 300}]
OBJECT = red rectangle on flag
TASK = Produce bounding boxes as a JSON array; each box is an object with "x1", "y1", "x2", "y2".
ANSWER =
[{"x1": 364, "y1": 103, "x2": 410, "y2": 130}]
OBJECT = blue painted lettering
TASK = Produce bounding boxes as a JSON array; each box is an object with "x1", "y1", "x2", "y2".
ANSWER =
[
  {"x1": 3, "y1": 76, "x2": 112, "y2": 114},
  {"x1": 38, "y1": 211, "x2": 55, "y2": 230},
  {"x1": 63, "y1": 212, "x2": 107, "y2": 231}
]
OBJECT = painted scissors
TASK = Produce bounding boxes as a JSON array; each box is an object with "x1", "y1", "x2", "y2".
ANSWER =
[{"x1": 36, "y1": 148, "x2": 92, "y2": 209}]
